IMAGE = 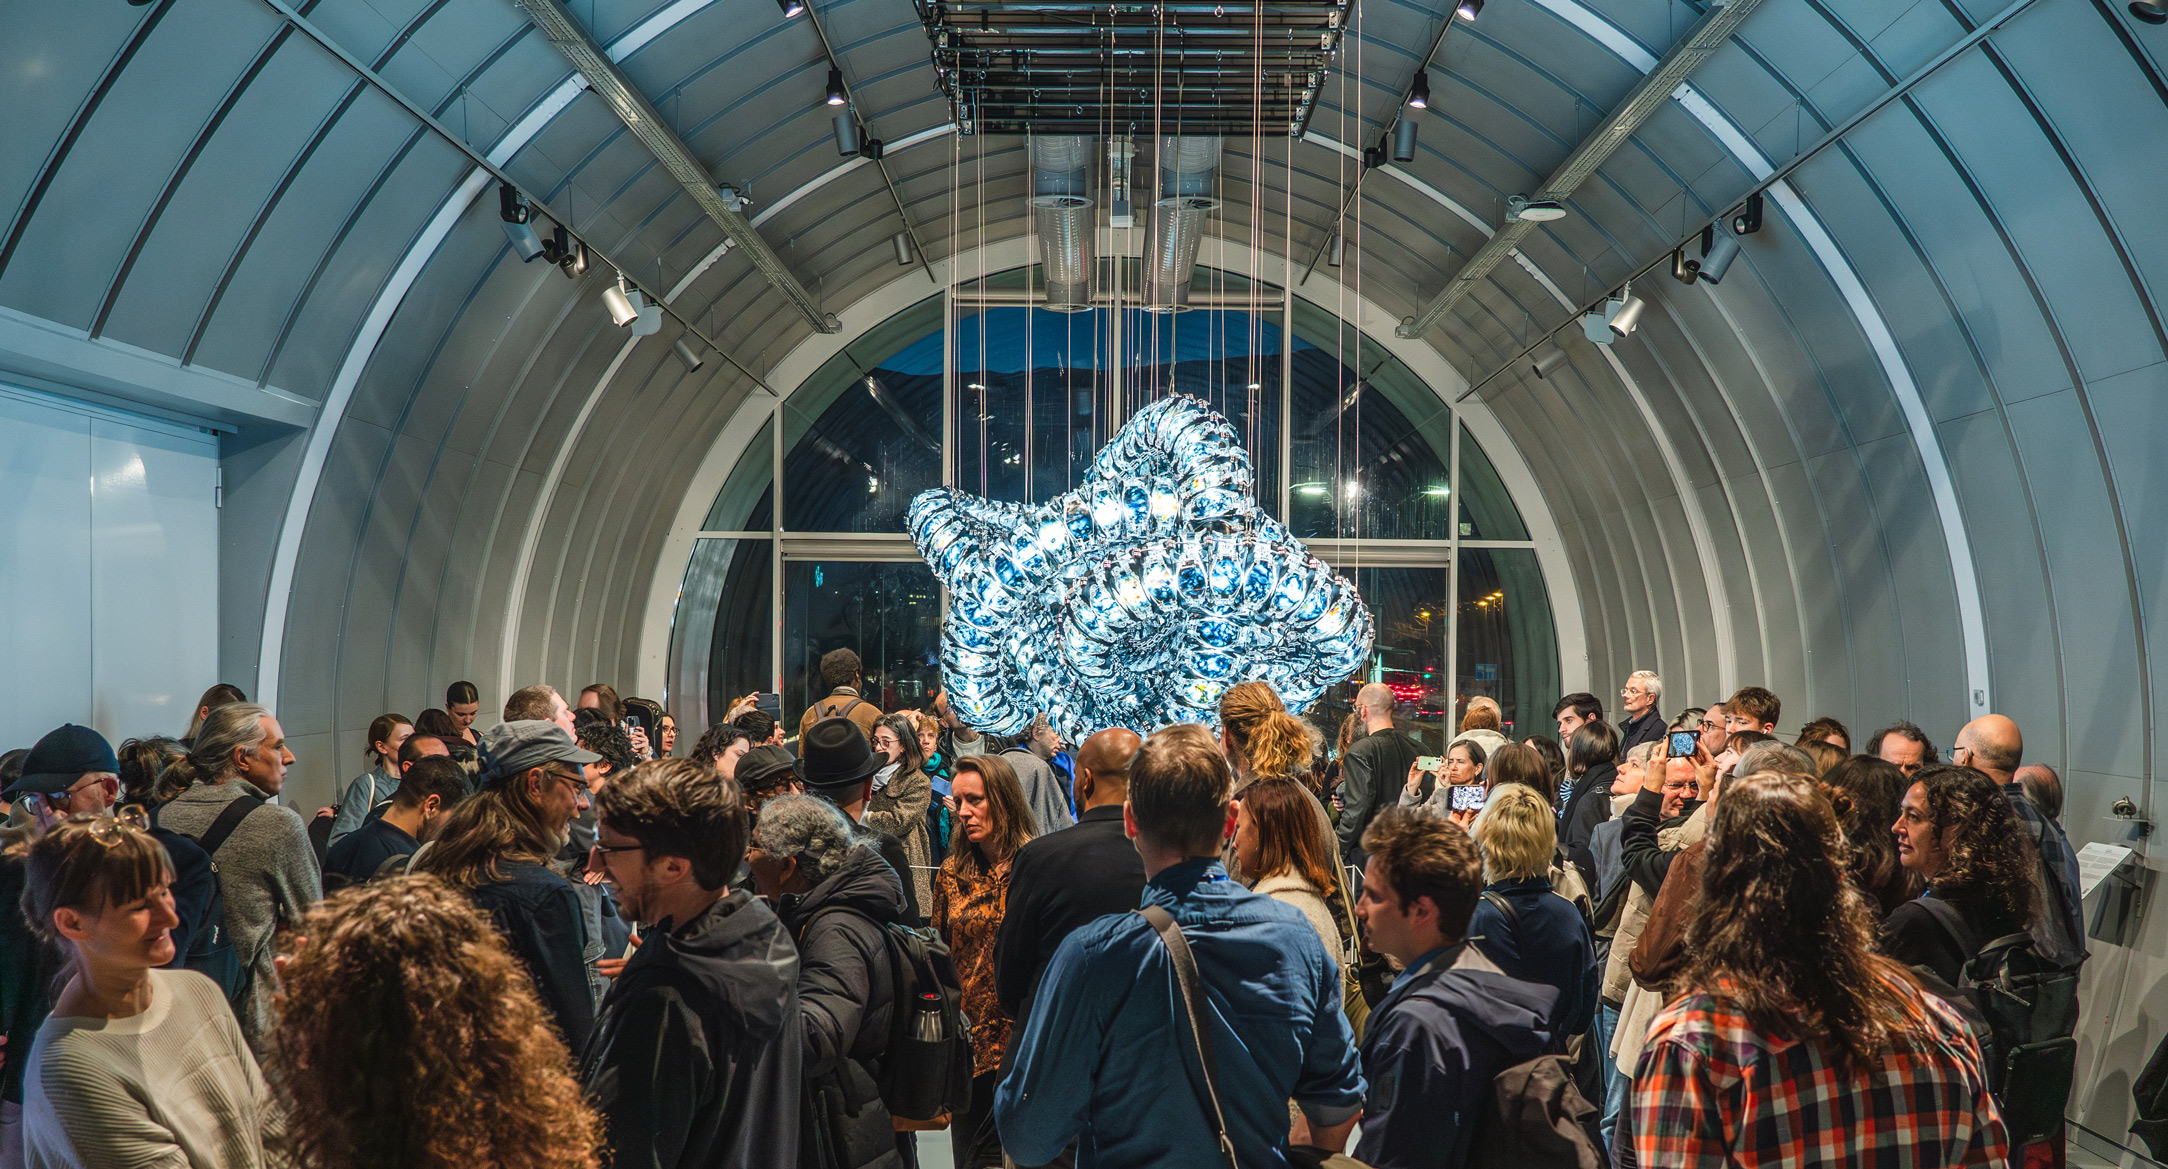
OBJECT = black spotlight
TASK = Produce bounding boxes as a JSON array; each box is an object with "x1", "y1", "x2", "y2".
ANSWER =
[
  {"x1": 861, "y1": 137, "x2": 885, "y2": 161},
  {"x1": 1455, "y1": 0, "x2": 1483, "y2": 19},
  {"x1": 825, "y1": 68, "x2": 847, "y2": 106},
  {"x1": 2134, "y1": 2, "x2": 2168, "y2": 23},
  {"x1": 1362, "y1": 145, "x2": 1385, "y2": 170},
  {"x1": 1731, "y1": 191, "x2": 1765, "y2": 236},
  {"x1": 1407, "y1": 71, "x2": 1431, "y2": 110},
  {"x1": 1390, "y1": 118, "x2": 1418, "y2": 162},
  {"x1": 777, "y1": 0, "x2": 806, "y2": 16}
]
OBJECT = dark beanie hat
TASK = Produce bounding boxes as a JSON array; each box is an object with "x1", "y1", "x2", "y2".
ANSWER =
[{"x1": 6, "y1": 724, "x2": 119, "y2": 798}]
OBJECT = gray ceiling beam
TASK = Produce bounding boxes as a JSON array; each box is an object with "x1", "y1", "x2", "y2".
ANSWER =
[
  {"x1": 519, "y1": 0, "x2": 840, "y2": 334},
  {"x1": 1395, "y1": 0, "x2": 1767, "y2": 339}
]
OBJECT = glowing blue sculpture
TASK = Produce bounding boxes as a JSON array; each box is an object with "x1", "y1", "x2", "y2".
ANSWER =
[{"x1": 908, "y1": 395, "x2": 1374, "y2": 740}]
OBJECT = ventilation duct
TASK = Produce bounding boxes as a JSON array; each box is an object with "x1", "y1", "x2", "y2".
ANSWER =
[
  {"x1": 1031, "y1": 135, "x2": 1097, "y2": 312},
  {"x1": 1143, "y1": 136, "x2": 1221, "y2": 313}
]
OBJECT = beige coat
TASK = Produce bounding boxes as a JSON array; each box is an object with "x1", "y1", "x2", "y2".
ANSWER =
[
  {"x1": 1608, "y1": 801, "x2": 1710, "y2": 1074},
  {"x1": 1253, "y1": 872, "x2": 1344, "y2": 960}
]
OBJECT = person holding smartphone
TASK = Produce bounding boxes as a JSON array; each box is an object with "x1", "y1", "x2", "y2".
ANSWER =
[{"x1": 1399, "y1": 741, "x2": 1488, "y2": 827}]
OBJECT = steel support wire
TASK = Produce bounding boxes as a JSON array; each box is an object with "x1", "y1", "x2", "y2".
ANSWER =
[
  {"x1": 1396, "y1": 0, "x2": 1767, "y2": 338},
  {"x1": 254, "y1": 0, "x2": 782, "y2": 392},
  {"x1": 1449, "y1": 0, "x2": 2047, "y2": 401},
  {"x1": 801, "y1": 0, "x2": 941, "y2": 286},
  {"x1": 1297, "y1": 8, "x2": 1457, "y2": 285},
  {"x1": 519, "y1": 0, "x2": 839, "y2": 332}
]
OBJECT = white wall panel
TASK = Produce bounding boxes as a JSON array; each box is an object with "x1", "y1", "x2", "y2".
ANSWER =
[{"x1": 0, "y1": 383, "x2": 218, "y2": 753}]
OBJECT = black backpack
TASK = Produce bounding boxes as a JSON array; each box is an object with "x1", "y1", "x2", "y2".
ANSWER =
[
  {"x1": 160, "y1": 796, "x2": 260, "y2": 1012},
  {"x1": 1916, "y1": 896, "x2": 2080, "y2": 1144},
  {"x1": 869, "y1": 920, "x2": 976, "y2": 1123},
  {"x1": 1466, "y1": 1054, "x2": 1610, "y2": 1169}
]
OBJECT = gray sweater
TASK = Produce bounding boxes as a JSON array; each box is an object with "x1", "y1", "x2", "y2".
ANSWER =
[
  {"x1": 157, "y1": 781, "x2": 321, "y2": 1050},
  {"x1": 1001, "y1": 748, "x2": 1074, "y2": 837}
]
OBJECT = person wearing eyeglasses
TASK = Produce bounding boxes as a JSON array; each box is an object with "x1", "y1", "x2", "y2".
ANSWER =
[
  {"x1": 14, "y1": 814, "x2": 274, "y2": 1169},
  {"x1": 416, "y1": 720, "x2": 601, "y2": 1051}
]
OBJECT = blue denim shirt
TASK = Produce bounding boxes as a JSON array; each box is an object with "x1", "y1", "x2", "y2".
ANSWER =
[
  {"x1": 328, "y1": 767, "x2": 398, "y2": 846},
  {"x1": 994, "y1": 858, "x2": 1365, "y2": 1168}
]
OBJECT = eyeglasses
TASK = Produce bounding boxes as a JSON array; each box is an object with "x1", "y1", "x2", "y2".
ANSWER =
[
  {"x1": 88, "y1": 805, "x2": 152, "y2": 847},
  {"x1": 590, "y1": 840, "x2": 645, "y2": 858}
]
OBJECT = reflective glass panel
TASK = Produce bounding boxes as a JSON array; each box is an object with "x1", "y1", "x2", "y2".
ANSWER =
[
  {"x1": 1303, "y1": 565, "x2": 1451, "y2": 758},
  {"x1": 1458, "y1": 425, "x2": 1528, "y2": 540},
  {"x1": 783, "y1": 560, "x2": 943, "y2": 727},
  {"x1": 1286, "y1": 303, "x2": 1453, "y2": 540},
  {"x1": 704, "y1": 415, "x2": 773, "y2": 532},
  {"x1": 704, "y1": 538, "x2": 773, "y2": 719},
  {"x1": 1455, "y1": 548, "x2": 1556, "y2": 739},
  {"x1": 782, "y1": 297, "x2": 944, "y2": 533}
]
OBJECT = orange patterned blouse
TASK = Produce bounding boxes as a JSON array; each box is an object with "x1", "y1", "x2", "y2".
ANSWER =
[{"x1": 932, "y1": 859, "x2": 1014, "y2": 1078}]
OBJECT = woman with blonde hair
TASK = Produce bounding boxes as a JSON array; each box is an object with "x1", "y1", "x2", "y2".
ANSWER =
[
  {"x1": 1468, "y1": 785, "x2": 1598, "y2": 1040},
  {"x1": 932, "y1": 755, "x2": 1035, "y2": 1168},
  {"x1": 1218, "y1": 682, "x2": 1314, "y2": 793},
  {"x1": 271, "y1": 875, "x2": 602, "y2": 1169}
]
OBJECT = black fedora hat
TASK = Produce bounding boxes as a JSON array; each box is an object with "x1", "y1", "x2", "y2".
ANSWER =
[{"x1": 798, "y1": 716, "x2": 880, "y2": 795}]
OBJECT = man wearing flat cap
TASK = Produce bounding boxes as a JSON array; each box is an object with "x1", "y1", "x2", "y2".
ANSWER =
[{"x1": 417, "y1": 719, "x2": 601, "y2": 1049}]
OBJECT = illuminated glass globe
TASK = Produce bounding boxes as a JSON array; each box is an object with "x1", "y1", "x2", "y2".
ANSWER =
[{"x1": 908, "y1": 395, "x2": 1374, "y2": 740}]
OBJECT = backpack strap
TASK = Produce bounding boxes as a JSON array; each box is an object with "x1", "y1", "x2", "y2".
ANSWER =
[
  {"x1": 372, "y1": 850, "x2": 417, "y2": 881},
  {"x1": 1481, "y1": 890, "x2": 1519, "y2": 923},
  {"x1": 196, "y1": 795, "x2": 265, "y2": 859},
  {"x1": 1139, "y1": 906, "x2": 1239, "y2": 1169}
]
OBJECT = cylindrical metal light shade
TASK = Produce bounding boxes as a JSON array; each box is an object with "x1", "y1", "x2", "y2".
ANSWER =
[
  {"x1": 501, "y1": 219, "x2": 545, "y2": 262},
  {"x1": 832, "y1": 113, "x2": 861, "y2": 157},
  {"x1": 1531, "y1": 347, "x2": 1569, "y2": 379},
  {"x1": 1329, "y1": 226, "x2": 1344, "y2": 267},
  {"x1": 892, "y1": 232, "x2": 914, "y2": 266},
  {"x1": 601, "y1": 281, "x2": 639, "y2": 327},
  {"x1": 671, "y1": 337, "x2": 705, "y2": 371},
  {"x1": 1032, "y1": 135, "x2": 1096, "y2": 311},
  {"x1": 1608, "y1": 294, "x2": 1646, "y2": 338},
  {"x1": 1697, "y1": 229, "x2": 1741, "y2": 284},
  {"x1": 1144, "y1": 137, "x2": 1220, "y2": 312},
  {"x1": 1390, "y1": 118, "x2": 1418, "y2": 162}
]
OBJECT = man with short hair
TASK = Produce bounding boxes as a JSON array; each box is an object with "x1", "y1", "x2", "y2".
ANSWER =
[
  {"x1": 2016, "y1": 763, "x2": 2064, "y2": 822},
  {"x1": 799, "y1": 648, "x2": 884, "y2": 741},
  {"x1": 1354, "y1": 808, "x2": 1557, "y2": 1169},
  {"x1": 1736, "y1": 740, "x2": 1817, "y2": 779},
  {"x1": 1697, "y1": 703, "x2": 1728, "y2": 758},
  {"x1": 1952, "y1": 714, "x2": 2085, "y2": 967},
  {"x1": 1795, "y1": 716, "x2": 1851, "y2": 753},
  {"x1": 995, "y1": 727, "x2": 1147, "y2": 1021},
  {"x1": 328, "y1": 728, "x2": 453, "y2": 846},
  {"x1": 323, "y1": 755, "x2": 469, "y2": 884},
  {"x1": 996, "y1": 725, "x2": 1364, "y2": 1167},
  {"x1": 1553, "y1": 693, "x2": 1605, "y2": 742},
  {"x1": 504, "y1": 683, "x2": 578, "y2": 736},
  {"x1": 797, "y1": 717, "x2": 921, "y2": 921},
  {"x1": 1338, "y1": 683, "x2": 1422, "y2": 863},
  {"x1": 1871, "y1": 721, "x2": 1936, "y2": 777},
  {"x1": 1003, "y1": 715, "x2": 1076, "y2": 836},
  {"x1": 582, "y1": 758, "x2": 803, "y2": 1168},
  {"x1": 1723, "y1": 687, "x2": 1781, "y2": 736},
  {"x1": 1617, "y1": 671, "x2": 1665, "y2": 755},
  {"x1": 732, "y1": 708, "x2": 783, "y2": 746}
]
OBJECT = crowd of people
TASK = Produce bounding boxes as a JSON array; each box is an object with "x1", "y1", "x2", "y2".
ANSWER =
[{"x1": 0, "y1": 649, "x2": 2089, "y2": 1169}]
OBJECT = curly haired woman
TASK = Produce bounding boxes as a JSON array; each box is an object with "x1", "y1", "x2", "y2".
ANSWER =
[
  {"x1": 269, "y1": 875, "x2": 602, "y2": 1169},
  {"x1": 1882, "y1": 763, "x2": 2043, "y2": 985}
]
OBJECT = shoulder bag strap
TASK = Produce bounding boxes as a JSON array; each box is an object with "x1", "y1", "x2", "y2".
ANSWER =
[
  {"x1": 1480, "y1": 889, "x2": 1519, "y2": 922},
  {"x1": 197, "y1": 795, "x2": 265, "y2": 858},
  {"x1": 1139, "y1": 906, "x2": 1239, "y2": 1169}
]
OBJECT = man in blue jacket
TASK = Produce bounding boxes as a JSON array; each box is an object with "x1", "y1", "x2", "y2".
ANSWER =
[
  {"x1": 995, "y1": 724, "x2": 1364, "y2": 1168},
  {"x1": 1355, "y1": 807, "x2": 1557, "y2": 1169}
]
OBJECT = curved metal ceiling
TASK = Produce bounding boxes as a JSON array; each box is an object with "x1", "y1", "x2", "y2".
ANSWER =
[{"x1": 8, "y1": 0, "x2": 2168, "y2": 1133}]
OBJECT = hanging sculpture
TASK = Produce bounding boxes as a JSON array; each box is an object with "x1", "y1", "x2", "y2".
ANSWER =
[{"x1": 907, "y1": 395, "x2": 1374, "y2": 741}]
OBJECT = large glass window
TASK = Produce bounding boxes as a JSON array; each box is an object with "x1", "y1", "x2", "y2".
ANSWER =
[
  {"x1": 678, "y1": 266, "x2": 1557, "y2": 743},
  {"x1": 782, "y1": 560, "x2": 942, "y2": 728}
]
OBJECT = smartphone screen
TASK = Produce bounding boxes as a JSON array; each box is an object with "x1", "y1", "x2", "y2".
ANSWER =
[
  {"x1": 1449, "y1": 784, "x2": 1487, "y2": 812},
  {"x1": 1668, "y1": 730, "x2": 1698, "y2": 758}
]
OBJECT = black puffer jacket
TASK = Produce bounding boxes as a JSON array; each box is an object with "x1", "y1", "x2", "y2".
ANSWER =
[
  {"x1": 580, "y1": 890, "x2": 803, "y2": 1169},
  {"x1": 781, "y1": 845, "x2": 909, "y2": 1169}
]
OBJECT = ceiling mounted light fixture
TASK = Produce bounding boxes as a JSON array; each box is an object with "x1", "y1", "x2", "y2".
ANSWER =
[
  {"x1": 1671, "y1": 248, "x2": 1699, "y2": 285},
  {"x1": 1506, "y1": 194, "x2": 1567, "y2": 222},
  {"x1": 832, "y1": 113, "x2": 861, "y2": 157},
  {"x1": 777, "y1": 0, "x2": 806, "y2": 17},
  {"x1": 1530, "y1": 346, "x2": 1568, "y2": 379},
  {"x1": 1328, "y1": 226, "x2": 1344, "y2": 267},
  {"x1": 1731, "y1": 191, "x2": 1765, "y2": 235},
  {"x1": 1697, "y1": 226, "x2": 1741, "y2": 284},
  {"x1": 601, "y1": 276, "x2": 640, "y2": 327},
  {"x1": 1608, "y1": 289, "x2": 1647, "y2": 339},
  {"x1": 1407, "y1": 71, "x2": 1431, "y2": 109},
  {"x1": 1391, "y1": 118, "x2": 1418, "y2": 162},
  {"x1": 497, "y1": 183, "x2": 545, "y2": 262},
  {"x1": 671, "y1": 337, "x2": 705, "y2": 371},
  {"x1": 2132, "y1": 1, "x2": 2167, "y2": 22},
  {"x1": 1455, "y1": 0, "x2": 1483, "y2": 19},
  {"x1": 893, "y1": 232, "x2": 915, "y2": 266},
  {"x1": 825, "y1": 68, "x2": 848, "y2": 106}
]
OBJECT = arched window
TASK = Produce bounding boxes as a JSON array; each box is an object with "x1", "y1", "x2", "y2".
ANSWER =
[{"x1": 674, "y1": 270, "x2": 1557, "y2": 753}]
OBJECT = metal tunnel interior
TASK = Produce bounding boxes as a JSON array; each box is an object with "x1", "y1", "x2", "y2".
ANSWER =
[{"x1": 5, "y1": 0, "x2": 2168, "y2": 1148}]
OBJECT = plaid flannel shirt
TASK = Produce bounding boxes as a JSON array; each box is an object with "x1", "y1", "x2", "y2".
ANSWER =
[{"x1": 1631, "y1": 980, "x2": 2010, "y2": 1168}]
